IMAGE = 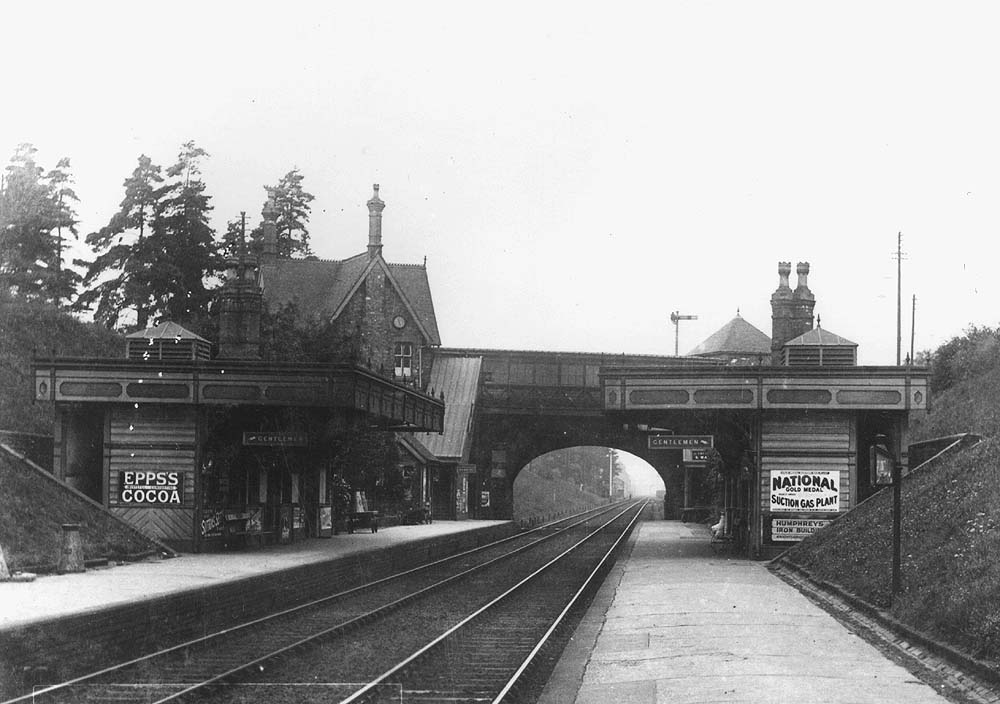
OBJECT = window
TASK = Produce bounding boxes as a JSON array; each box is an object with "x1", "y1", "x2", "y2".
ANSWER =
[{"x1": 394, "y1": 342, "x2": 414, "y2": 379}]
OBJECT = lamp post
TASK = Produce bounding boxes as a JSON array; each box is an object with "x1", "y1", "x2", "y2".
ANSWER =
[{"x1": 871, "y1": 434, "x2": 901, "y2": 598}]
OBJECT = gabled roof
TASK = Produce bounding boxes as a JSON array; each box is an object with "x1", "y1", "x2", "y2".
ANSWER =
[
  {"x1": 125, "y1": 321, "x2": 208, "y2": 342},
  {"x1": 388, "y1": 263, "x2": 440, "y2": 345},
  {"x1": 414, "y1": 356, "x2": 482, "y2": 461},
  {"x1": 785, "y1": 326, "x2": 857, "y2": 347},
  {"x1": 688, "y1": 315, "x2": 771, "y2": 357},
  {"x1": 397, "y1": 434, "x2": 444, "y2": 466},
  {"x1": 262, "y1": 253, "x2": 441, "y2": 345},
  {"x1": 263, "y1": 254, "x2": 369, "y2": 322}
]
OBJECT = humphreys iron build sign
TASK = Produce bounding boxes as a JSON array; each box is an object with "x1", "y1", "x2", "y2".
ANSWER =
[{"x1": 119, "y1": 471, "x2": 182, "y2": 505}]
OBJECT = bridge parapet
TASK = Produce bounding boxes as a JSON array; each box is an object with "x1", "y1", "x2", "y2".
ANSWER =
[{"x1": 601, "y1": 366, "x2": 929, "y2": 412}]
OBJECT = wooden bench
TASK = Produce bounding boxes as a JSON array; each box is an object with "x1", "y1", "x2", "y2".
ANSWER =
[{"x1": 348, "y1": 511, "x2": 379, "y2": 533}]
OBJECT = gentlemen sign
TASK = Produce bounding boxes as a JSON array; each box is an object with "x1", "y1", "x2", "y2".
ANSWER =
[
  {"x1": 648, "y1": 435, "x2": 714, "y2": 450},
  {"x1": 770, "y1": 469, "x2": 840, "y2": 512},
  {"x1": 119, "y1": 471, "x2": 181, "y2": 505},
  {"x1": 243, "y1": 431, "x2": 308, "y2": 447}
]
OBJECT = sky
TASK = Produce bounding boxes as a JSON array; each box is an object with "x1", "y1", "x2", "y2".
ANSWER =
[{"x1": 4, "y1": 2, "x2": 999, "y2": 365}]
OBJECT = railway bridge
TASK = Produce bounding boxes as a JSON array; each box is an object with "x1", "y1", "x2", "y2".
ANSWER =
[{"x1": 428, "y1": 264, "x2": 929, "y2": 559}]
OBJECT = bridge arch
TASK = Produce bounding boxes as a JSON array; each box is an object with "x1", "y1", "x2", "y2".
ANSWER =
[{"x1": 512, "y1": 446, "x2": 665, "y2": 523}]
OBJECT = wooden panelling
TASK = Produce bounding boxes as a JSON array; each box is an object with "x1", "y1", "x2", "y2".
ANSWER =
[
  {"x1": 760, "y1": 413, "x2": 856, "y2": 513},
  {"x1": 107, "y1": 406, "x2": 197, "y2": 509},
  {"x1": 111, "y1": 507, "x2": 193, "y2": 541}
]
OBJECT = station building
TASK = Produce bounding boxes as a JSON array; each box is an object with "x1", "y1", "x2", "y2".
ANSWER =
[{"x1": 33, "y1": 187, "x2": 445, "y2": 551}]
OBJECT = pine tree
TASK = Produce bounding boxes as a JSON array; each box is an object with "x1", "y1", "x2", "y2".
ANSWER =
[
  {"x1": 142, "y1": 141, "x2": 222, "y2": 325},
  {"x1": 250, "y1": 168, "x2": 315, "y2": 258},
  {"x1": 45, "y1": 158, "x2": 82, "y2": 304},
  {"x1": 0, "y1": 144, "x2": 79, "y2": 304},
  {"x1": 76, "y1": 154, "x2": 164, "y2": 328}
]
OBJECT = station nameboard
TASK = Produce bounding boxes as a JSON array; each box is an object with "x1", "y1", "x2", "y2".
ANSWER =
[
  {"x1": 243, "y1": 431, "x2": 308, "y2": 447},
  {"x1": 648, "y1": 435, "x2": 714, "y2": 450}
]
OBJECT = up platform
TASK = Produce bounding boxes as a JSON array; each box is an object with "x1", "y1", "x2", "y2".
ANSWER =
[
  {"x1": 0, "y1": 519, "x2": 512, "y2": 699},
  {"x1": 539, "y1": 520, "x2": 960, "y2": 704}
]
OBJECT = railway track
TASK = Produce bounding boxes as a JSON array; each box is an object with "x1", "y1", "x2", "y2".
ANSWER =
[
  {"x1": 340, "y1": 500, "x2": 645, "y2": 704},
  {"x1": 4, "y1": 501, "x2": 643, "y2": 704}
]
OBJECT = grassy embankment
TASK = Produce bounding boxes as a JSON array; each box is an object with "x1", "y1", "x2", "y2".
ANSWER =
[
  {"x1": 513, "y1": 466, "x2": 609, "y2": 525},
  {"x1": 0, "y1": 297, "x2": 123, "y2": 433},
  {"x1": 0, "y1": 298, "x2": 158, "y2": 570},
  {"x1": 780, "y1": 364, "x2": 1000, "y2": 663}
]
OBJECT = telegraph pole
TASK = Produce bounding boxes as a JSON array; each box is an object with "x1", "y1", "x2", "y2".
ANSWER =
[
  {"x1": 893, "y1": 233, "x2": 907, "y2": 366},
  {"x1": 910, "y1": 295, "x2": 916, "y2": 365}
]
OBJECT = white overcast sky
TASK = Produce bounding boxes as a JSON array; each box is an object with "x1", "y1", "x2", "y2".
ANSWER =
[{"x1": 4, "y1": 2, "x2": 998, "y2": 364}]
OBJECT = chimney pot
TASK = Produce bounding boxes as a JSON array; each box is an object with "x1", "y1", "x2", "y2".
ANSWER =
[
  {"x1": 796, "y1": 261, "x2": 810, "y2": 289},
  {"x1": 777, "y1": 261, "x2": 791, "y2": 289}
]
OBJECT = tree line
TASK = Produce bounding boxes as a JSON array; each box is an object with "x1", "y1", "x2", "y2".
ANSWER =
[{"x1": 0, "y1": 142, "x2": 316, "y2": 331}]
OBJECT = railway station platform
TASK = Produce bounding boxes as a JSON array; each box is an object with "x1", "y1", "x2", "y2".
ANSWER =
[
  {"x1": 0, "y1": 519, "x2": 512, "y2": 698},
  {"x1": 540, "y1": 520, "x2": 956, "y2": 704},
  {"x1": 0, "y1": 519, "x2": 512, "y2": 630}
]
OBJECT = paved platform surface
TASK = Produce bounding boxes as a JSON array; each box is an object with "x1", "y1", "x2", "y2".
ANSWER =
[
  {"x1": 540, "y1": 520, "x2": 953, "y2": 704},
  {"x1": 0, "y1": 520, "x2": 508, "y2": 630}
]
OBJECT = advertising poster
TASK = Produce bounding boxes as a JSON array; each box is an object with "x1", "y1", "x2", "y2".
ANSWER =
[
  {"x1": 319, "y1": 505, "x2": 333, "y2": 537},
  {"x1": 119, "y1": 471, "x2": 182, "y2": 505},
  {"x1": 246, "y1": 507, "x2": 262, "y2": 534},
  {"x1": 772, "y1": 518, "x2": 832, "y2": 541},
  {"x1": 769, "y1": 469, "x2": 840, "y2": 513}
]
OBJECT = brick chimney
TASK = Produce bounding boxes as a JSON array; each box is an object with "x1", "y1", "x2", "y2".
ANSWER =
[
  {"x1": 367, "y1": 184, "x2": 385, "y2": 259},
  {"x1": 771, "y1": 261, "x2": 815, "y2": 363},
  {"x1": 260, "y1": 193, "x2": 278, "y2": 274},
  {"x1": 217, "y1": 215, "x2": 263, "y2": 360}
]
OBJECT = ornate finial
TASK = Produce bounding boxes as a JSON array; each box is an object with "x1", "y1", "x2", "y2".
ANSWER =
[{"x1": 817, "y1": 314, "x2": 822, "y2": 327}]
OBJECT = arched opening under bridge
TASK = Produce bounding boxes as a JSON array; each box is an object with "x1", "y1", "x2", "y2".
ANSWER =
[{"x1": 511, "y1": 446, "x2": 665, "y2": 524}]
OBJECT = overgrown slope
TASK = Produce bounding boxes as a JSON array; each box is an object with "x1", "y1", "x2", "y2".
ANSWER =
[
  {"x1": 781, "y1": 439, "x2": 1000, "y2": 661},
  {"x1": 782, "y1": 333, "x2": 1000, "y2": 663},
  {"x1": 0, "y1": 297, "x2": 124, "y2": 433},
  {"x1": 513, "y1": 467, "x2": 609, "y2": 523},
  {"x1": 0, "y1": 451, "x2": 166, "y2": 571}
]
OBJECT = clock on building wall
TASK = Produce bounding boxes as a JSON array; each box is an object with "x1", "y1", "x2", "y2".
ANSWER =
[{"x1": 392, "y1": 315, "x2": 407, "y2": 329}]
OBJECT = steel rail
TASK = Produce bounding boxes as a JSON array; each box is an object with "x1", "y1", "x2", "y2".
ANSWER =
[
  {"x1": 492, "y1": 500, "x2": 646, "y2": 702},
  {"x1": 2, "y1": 502, "x2": 628, "y2": 704},
  {"x1": 338, "y1": 500, "x2": 645, "y2": 704}
]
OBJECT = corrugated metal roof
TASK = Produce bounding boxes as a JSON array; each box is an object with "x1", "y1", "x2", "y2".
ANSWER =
[
  {"x1": 125, "y1": 321, "x2": 208, "y2": 342},
  {"x1": 414, "y1": 356, "x2": 482, "y2": 461},
  {"x1": 785, "y1": 326, "x2": 857, "y2": 347},
  {"x1": 688, "y1": 315, "x2": 771, "y2": 356}
]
